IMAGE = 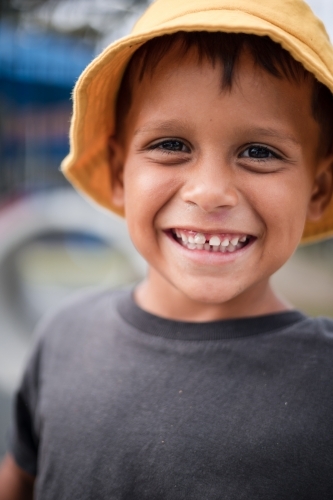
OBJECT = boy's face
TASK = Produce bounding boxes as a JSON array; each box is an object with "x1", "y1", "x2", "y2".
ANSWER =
[{"x1": 111, "y1": 46, "x2": 333, "y2": 319}]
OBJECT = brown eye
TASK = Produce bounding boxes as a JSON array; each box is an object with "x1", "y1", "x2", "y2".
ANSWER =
[
  {"x1": 249, "y1": 146, "x2": 271, "y2": 158},
  {"x1": 152, "y1": 140, "x2": 190, "y2": 152},
  {"x1": 161, "y1": 140, "x2": 182, "y2": 151},
  {"x1": 241, "y1": 145, "x2": 278, "y2": 159}
]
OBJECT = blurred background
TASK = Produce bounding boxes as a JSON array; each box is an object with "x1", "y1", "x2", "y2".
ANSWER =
[{"x1": 0, "y1": 0, "x2": 332, "y2": 459}]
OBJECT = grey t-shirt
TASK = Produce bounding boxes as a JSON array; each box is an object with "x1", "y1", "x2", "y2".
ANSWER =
[{"x1": 9, "y1": 289, "x2": 333, "y2": 499}]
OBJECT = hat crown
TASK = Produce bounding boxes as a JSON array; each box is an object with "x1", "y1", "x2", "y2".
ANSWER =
[{"x1": 133, "y1": 0, "x2": 330, "y2": 46}]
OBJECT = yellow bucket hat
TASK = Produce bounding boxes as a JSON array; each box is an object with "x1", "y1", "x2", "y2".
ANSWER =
[{"x1": 61, "y1": 0, "x2": 333, "y2": 244}]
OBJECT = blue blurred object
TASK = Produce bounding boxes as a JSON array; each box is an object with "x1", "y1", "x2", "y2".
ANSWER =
[
  {"x1": 0, "y1": 21, "x2": 94, "y2": 195},
  {"x1": 0, "y1": 20, "x2": 94, "y2": 89}
]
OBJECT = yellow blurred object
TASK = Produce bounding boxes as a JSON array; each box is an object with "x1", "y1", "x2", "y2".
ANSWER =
[{"x1": 61, "y1": 0, "x2": 333, "y2": 244}]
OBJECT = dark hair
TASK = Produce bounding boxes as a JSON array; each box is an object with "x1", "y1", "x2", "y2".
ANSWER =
[{"x1": 116, "y1": 31, "x2": 333, "y2": 154}]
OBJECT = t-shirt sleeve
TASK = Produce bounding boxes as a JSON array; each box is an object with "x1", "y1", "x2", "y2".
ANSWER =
[{"x1": 7, "y1": 337, "x2": 43, "y2": 477}]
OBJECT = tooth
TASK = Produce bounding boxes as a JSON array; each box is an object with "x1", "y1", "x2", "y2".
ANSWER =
[
  {"x1": 231, "y1": 237, "x2": 239, "y2": 246},
  {"x1": 227, "y1": 244, "x2": 236, "y2": 252},
  {"x1": 239, "y1": 236, "x2": 247, "y2": 242},
  {"x1": 220, "y1": 246, "x2": 226, "y2": 253},
  {"x1": 175, "y1": 229, "x2": 180, "y2": 237},
  {"x1": 196, "y1": 244, "x2": 204, "y2": 250},
  {"x1": 236, "y1": 243, "x2": 242, "y2": 249},
  {"x1": 187, "y1": 243, "x2": 196, "y2": 250},
  {"x1": 194, "y1": 233, "x2": 206, "y2": 244},
  {"x1": 209, "y1": 235, "x2": 221, "y2": 246},
  {"x1": 221, "y1": 238, "x2": 229, "y2": 247},
  {"x1": 213, "y1": 246, "x2": 219, "y2": 251},
  {"x1": 204, "y1": 243, "x2": 210, "y2": 251},
  {"x1": 181, "y1": 233, "x2": 188, "y2": 243},
  {"x1": 188, "y1": 235, "x2": 195, "y2": 244}
]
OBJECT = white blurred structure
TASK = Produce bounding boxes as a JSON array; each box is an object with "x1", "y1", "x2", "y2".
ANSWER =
[{"x1": 0, "y1": 189, "x2": 145, "y2": 394}]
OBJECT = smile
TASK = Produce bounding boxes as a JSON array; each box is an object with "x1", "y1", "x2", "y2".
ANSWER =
[{"x1": 171, "y1": 229, "x2": 253, "y2": 253}]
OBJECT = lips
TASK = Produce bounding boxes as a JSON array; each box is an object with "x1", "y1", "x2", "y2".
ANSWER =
[{"x1": 171, "y1": 228, "x2": 253, "y2": 253}]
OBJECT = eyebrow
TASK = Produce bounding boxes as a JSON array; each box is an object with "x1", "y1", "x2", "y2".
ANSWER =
[
  {"x1": 134, "y1": 119, "x2": 191, "y2": 136},
  {"x1": 248, "y1": 127, "x2": 301, "y2": 146}
]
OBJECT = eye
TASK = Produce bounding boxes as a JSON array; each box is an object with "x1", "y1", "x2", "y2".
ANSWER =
[
  {"x1": 240, "y1": 145, "x2": 280, "y2": 160},
  {"x1": 149, "y1": 139, "x2": 190, "y2": 153}
]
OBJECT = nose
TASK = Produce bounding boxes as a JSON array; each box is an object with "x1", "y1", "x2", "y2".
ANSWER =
[{"x1": 181, "y1": 156, "x2": 239, "y2": 213}]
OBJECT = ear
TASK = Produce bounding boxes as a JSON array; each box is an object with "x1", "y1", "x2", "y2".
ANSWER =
[
  {"x1": 108, "y1": 136, "x2": 125, "y2": 210},
  {"x1": 307, "y1": 156, "x2": 333, "y2": 221}
]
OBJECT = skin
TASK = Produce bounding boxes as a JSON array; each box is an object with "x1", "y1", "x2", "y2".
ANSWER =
[
  {"x1": 0, "y1": 455, "x2": 34, "y2": 500},
  {"x1": 110, "y1": 46, "x2": 333, "y2": 321}
]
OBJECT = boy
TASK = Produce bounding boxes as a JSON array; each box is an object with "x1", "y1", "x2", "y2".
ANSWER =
[{"x1": 1, "y1": 0, "x2": 333, "y2": 498}]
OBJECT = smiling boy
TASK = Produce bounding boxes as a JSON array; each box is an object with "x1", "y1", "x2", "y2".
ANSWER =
[
  {"x1": 111, "y1": 33, "x2": 332, "y2": 321},
  {"x1": 1, "y1": 0, "x2": 333, "y2": 499}
]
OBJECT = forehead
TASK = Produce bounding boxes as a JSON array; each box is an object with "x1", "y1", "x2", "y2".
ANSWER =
[{"x1": 123, "y1": 47, "x2": 318, "y2": 155}]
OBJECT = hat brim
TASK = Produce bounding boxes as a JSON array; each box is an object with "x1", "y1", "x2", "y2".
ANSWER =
[{"x1": 61, "y1": 8, "x2": 333, "y2": 244}]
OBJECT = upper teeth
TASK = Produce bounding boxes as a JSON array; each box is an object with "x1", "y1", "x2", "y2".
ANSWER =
[
  {"x1": 209, "y1": 235, "x2": 221, "y2": 246},
  {"x1": 175, "y1": 230, "x2": 249, "y2": 252},
  {"x1": 194, "y1": 233, "x2": 206, "y2": 244}
]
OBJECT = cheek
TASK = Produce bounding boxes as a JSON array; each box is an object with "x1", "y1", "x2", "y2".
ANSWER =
[
  {"x1": 123, "y1": 162, "x2": 179, "y2": 237},
  {"x1": 245, "y1": 173, "x2": 312, "y2": 241}
]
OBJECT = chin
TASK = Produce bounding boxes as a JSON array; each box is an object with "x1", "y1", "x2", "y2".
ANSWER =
[{"x1": 178, "y1": 282, "x2": 246, "y2": 307}]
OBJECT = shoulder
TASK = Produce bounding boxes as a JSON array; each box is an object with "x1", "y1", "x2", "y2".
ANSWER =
[
  {"x1": 34, "y1": 287, "x2": 130, "y2": 352},
  {"x1": 287, "y1": 314, "x2": 333, "y2": 348},
  {"x1": 283, "y1": 313, "x2": 333, "y2": 336},
  {"x1": 15, "y1": 288, "x2": 133, "y2": 411},
  {"x1": 46, "y1": 286, "x2": 125, "y2": 319},
  {"x1": 313, "y1": 316, "x2": 333, "y2": 338}
]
